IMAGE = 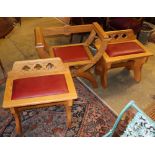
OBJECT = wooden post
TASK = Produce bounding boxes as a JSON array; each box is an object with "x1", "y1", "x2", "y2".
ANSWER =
[
  {"x1": 10, "y1": 108, "x2": 22, "y2": 136},
  {"x1": 65, "y1": 100, "x2": 72, "y2": 128},
  {"x1": 100, "y1": 59, "x2": 111, "y2": 88},
  {"x1": 133, "y1": 58, "x2": 146, "y2": 82}
]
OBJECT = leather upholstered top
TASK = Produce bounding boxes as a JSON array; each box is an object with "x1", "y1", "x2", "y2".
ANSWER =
[
  {"x1": 53, "y1": 45, "x2": 90, "y2": 62},
  {"x1": 11, "y1": 74, "x2": 69, "y2": 100},
  {"x1": 106, "y1": 42, "x2": 144, "y2": 57}
]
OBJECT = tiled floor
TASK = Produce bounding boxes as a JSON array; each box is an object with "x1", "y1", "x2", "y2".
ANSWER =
[{"x1": 0, "y1": 17, "x2": 155, "y2": 114}]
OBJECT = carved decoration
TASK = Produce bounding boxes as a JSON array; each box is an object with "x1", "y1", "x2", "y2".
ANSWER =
[
  {"x1": 34, "y1": 64, "x2": 42, "y2": 70},
  {"x1": 22, "y1": 65, "x2": 30, "y2": 71},
  {"x1": 46, "y1": 63, "x2": 54, "y2": 69},
  {"x1": 9, "y1": 58, "x2": 66, "y2": 78}
]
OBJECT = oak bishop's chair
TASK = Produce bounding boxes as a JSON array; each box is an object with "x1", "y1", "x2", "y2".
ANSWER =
[
  {"x1": 95, "y1": 29, "x2": 153, "y2": 88},
  {"x1": 34, "y1": 22, "x2": 109, "y2": 88}
]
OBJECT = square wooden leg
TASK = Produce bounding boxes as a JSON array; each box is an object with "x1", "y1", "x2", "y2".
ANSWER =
[
  {"x1": 95, "y1": 58, "x2": 112, "y2": 88},
  {"x1": 10, "y1": 108, "x2": 22, "y2": 135},
  {"x1": 101, "y1": 67, "x2": 109, "y2": 89},
  {"x1": 65, "y1": 100, "x2": 73, "y2": 128},
  {"x1": 133, "y1": 58, "x2": 147, "y2": 82}
]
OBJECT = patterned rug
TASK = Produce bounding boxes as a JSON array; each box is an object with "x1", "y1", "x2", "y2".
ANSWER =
[{"x1": 0, "y1": 78, "x2": 116, "y2": 137}]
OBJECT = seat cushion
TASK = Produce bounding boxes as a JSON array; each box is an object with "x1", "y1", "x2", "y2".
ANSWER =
[
  {"x1": 11, "y1": 74, "x2": 69, "y2": 100},
  {"x1": 53, "y1": 45, "x2": 90, "y2": 62},
  {"x1": 106, "y1": 42, "x2": 144, "y2": 57}
]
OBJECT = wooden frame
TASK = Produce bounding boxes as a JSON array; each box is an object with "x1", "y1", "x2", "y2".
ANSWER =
[
  {"x1": 2, "y1": 58, "x2": 77, "y2": 135},
  {"x1": 95, "y1": 29, "x2": 153, "y2": 88},
  {"x1": 34, "y1": 22, "x2": 109, "y2": 88}
]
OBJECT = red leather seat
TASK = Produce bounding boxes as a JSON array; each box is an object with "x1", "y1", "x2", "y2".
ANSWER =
[
  {"x1": 53, "y1": 45, "x2": 90, "y2": 62},
  {"x1": 12, "y1": 74, "x2": 69, "y2": 100},
  {"x1": 106, "y1": 42, "x2": 144, "y2": 57}
]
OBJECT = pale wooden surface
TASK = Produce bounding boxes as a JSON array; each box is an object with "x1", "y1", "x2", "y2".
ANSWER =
[{"x1": 3, "y1": 58, "x2": 77, "y2": 135}]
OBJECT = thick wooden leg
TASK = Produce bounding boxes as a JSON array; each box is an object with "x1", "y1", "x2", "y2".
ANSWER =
[
  {"x1": 133, "y1": 58, "x2": 146, "y2": 82},
  {"x1": 101, "y1": 67, "x2": 108, "y2": 89},
  {"x1": 10, "y1": 108, "x2": 22, "y2": 135},
  {"x1": 100, "y1": 62, "x2": 111, "y2": 89},
  {"x1": 65, "y1": 101, "x2": 72, "y2": 128},
  {"x1": 95, "y1": 58, "x2": 111, "y2": 89},
  {"x1": 133, "y1": 65, "x2": 142, "y2": 82},
  {"x1": 77, "y1": 71, "x2": 98, "y2": 88},
  {"x1": 95, "y1": 59, "x2": 103, "y2": 75}
]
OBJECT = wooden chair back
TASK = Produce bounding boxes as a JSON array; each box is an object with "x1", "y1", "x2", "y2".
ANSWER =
[
  {"x1": 105, "y1": 29, "x2": 136, "y2": 43},
  {"x1": 8, "y1": 58, "x2": 67, "y2": 79}
]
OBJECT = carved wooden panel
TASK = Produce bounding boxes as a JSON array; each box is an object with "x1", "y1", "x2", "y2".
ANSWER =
[
  {"x1": 106, "y1": 29, "x2": 136, "y2": 43},
  {"x1": 9, "y1": 58, "x2": 67, "y2": 78}
]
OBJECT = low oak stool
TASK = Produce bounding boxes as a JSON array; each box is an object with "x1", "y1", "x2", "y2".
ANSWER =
[
  {"x1": 3, "y1": 58, "x2": 77, "y2": 135},
  {"x1": 95, "y1": 29, "x2": 153, "y2": 88}
]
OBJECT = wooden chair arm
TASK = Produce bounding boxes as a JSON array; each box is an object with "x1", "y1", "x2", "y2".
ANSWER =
[
  {"x1": 34, "y1": 27, "x2": 49, "y2": 58},
  {"x1": 77, "y1": 23, "x2": 110, "y2": 73},
  {"x1": 34, "y1": 27, "x2": 45, "y2": 48},
  {"x1": 93, "y1": 22, "x2": 109, "y2": 40},
  {"x1": 36, "y1": 47, "x2": 49, "y2": 59}
]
